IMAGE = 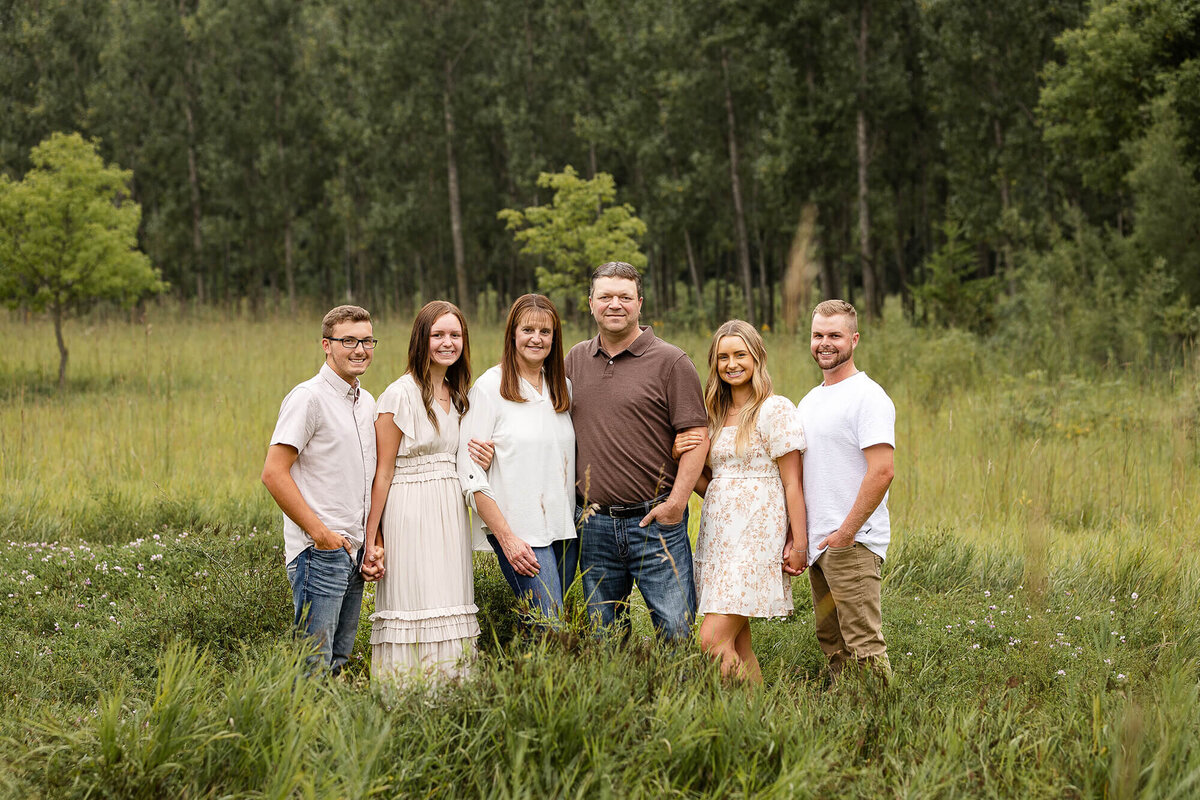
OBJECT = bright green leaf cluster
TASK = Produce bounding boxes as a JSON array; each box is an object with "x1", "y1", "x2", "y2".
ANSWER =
[
  {"x1": 0, "y1": 132, "x2": 165, "y2": 313},
  {"x1": 499, "y1": 166, "x2": 647, "y2": 310}
]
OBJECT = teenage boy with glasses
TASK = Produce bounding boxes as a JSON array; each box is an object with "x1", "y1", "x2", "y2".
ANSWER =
[{"x1": 261, "y1": 305, "x2": 385, "y2": 675}]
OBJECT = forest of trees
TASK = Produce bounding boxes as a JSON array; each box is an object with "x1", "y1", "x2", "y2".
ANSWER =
[{"x1": 2, "y1": 0, "x2": 1199, "y2": 352}]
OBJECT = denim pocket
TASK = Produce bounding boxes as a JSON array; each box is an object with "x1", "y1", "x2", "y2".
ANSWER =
[
  {"x1": 309, "y1": 545, "x2": 353, "y2": 572},
  {"x1": 304, "y1": 546, "x2": 352, "y2": 594}
]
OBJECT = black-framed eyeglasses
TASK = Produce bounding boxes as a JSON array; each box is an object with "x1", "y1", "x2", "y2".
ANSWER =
[{"x1": 325, "y1": 336, "x2": 379, "y2": 350}]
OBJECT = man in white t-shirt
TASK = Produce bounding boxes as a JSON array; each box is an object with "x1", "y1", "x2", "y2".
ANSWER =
[
  {"x1": 261, "y1": 305, "x2": 384, "y2": 675},
  {"x1": 794, "y1": 299, "x2": 895, "y2": 681}
]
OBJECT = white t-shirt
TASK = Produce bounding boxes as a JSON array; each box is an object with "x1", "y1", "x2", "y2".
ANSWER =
[
  {"x1": 270, "y1": 362, "x2": 377, "y2": 566},
  {"x1": 456, "y1": 365, "x2": 576, "y2": 549},
  {"x1": 796, "y1": 371, "x2": 895, "y2": 562}
]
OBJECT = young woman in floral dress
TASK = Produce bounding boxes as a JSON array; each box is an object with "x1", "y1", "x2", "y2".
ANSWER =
[{"x1": 678, "y1": 319, "x2": 807, "y2": 681}]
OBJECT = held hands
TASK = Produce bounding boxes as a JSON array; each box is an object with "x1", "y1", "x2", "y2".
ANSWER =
[
  {"x1": 361, "y1": 544, "x2": 385, "y2": 582},
  {"x1": 499, "y1": 533, "x2": 540, "y2": 577},
  {"x1": 671, "y1": 430, "x2": 705, "y2": 461},
  {"x1": 782, "y1": 539, "x2": 808, "y2": 576},
  {"x1": 468, "y1": 438, "x2": 496, "y2": 470}
]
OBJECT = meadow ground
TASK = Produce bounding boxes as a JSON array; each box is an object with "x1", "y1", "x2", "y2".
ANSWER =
[{"x1": 1, "y1": 304, "x2": 1199, "y2": 798}]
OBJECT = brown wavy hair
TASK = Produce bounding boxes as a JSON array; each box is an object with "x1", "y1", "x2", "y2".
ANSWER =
[
  {"x1": 703, "y1": 319, "x2": 773, "y2": 456},
  {"x1": 405, "y1": 300, "x2": 471, "y2": 430},
  {"x1": 499, "y1": 294, "x2": 570, "y2": 413}
]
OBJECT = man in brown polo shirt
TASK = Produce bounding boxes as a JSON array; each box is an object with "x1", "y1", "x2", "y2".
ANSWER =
[{"x1": 566, "y1": 261, "x2": 709, "y2": 640}]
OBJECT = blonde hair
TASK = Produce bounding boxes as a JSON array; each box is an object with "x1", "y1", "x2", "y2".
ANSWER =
[
  {"x1": 704, "y1": 320, "x2": 773, "y2": 456},
  {"x1": 812, "y1": 299, "x2": 858, "y2": 333}
]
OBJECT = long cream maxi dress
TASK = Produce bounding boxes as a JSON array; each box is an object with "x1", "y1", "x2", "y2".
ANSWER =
[{"x1": 370, "y1": 375, "x2": 479, "y2": 682}]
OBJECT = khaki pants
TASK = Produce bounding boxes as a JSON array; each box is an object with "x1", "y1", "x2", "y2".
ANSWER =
[{"x1": 809, "y1": 543, "x2": 891, "y2": 680}]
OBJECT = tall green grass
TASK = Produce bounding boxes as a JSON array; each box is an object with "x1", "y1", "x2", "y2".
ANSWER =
[
  {"x1": 2, "y1": 304, "x2": 1199, "y2": 797},
  {"x1": 4, "y1": 532, "x2": 1198, "y2": 797},
  {"x1": 3, "y1": 305, "x2": 1197, "y2": 551}
]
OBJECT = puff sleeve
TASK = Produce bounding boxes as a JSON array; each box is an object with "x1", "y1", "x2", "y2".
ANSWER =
[
  {"x1": 760, "y1": 395, "x2": 806, "y2": 459},
  {"x1": 375, "y1": 376, "x2": 418, "y2": 445}
]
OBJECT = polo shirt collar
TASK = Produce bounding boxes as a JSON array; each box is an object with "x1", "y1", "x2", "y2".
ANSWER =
[
  {"x1": 590, "y1": 325, "x2": 656, "y2": 358},
  {"x1": 319, "y1": 362, "x2": 360, "y2": 401}
]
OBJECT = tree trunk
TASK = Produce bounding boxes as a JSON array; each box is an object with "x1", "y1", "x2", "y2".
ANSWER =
[
  {"x1": 53, "y1": 303, "x2": 68, "y2": 391},
  {"x1": 343, "y1": 174, "x2": 354, "y2": 303},
  {"x1": 444, "y1": 58, "x2": 469, "y2": 312},
  {"x1": 856, "y1": 0, "x2": 879, "y2": 319},
  {"x1": 818, "y1": 214, "x2": 841, "y2": 302},
  {"x1": 756, "y1": 229, "x2": 772, "y2": 330},
  {"x1": 893, "y1": 187, "x2": 913, "y2": 318},
  {"x1": 180, "y1": 0, "x2": 204, "y2": 304},
  {"x1": 415, "y1": 251, "x2": 426, "y2": 307},
  {"x1": 722, "y1": 50, "x2": 756, "y2": 327},
  {"x1": 684, "y1": 229, "x2": 706, "y2": 327},
  {"x1": 275, "y1": 90, "x2": 296, "y2": 315},
  {"x1": 993, "y1": 117, "x2": 1015, "y2": 287}
]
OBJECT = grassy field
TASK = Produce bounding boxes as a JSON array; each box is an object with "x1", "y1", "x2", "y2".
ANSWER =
[{"x1": 2, "y1": 305, "x2": 1199, "y2": 798}]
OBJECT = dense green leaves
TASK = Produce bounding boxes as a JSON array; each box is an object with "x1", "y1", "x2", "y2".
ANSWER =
[
  {"x1": 500, "y1": 167, "x2": 647, "y2": 312},
  {"x1": 0, "y1": 0, "x2": 1198, "y2": 352}
]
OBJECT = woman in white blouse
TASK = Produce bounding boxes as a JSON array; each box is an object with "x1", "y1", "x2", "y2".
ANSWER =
[{"x1": 457, "y1": 294, "x2": 576, "y2": 623}]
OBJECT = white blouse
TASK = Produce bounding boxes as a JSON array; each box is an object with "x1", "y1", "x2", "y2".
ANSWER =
[{"x1": 456, "y1": 365, "x2": 576, "y2": 549}]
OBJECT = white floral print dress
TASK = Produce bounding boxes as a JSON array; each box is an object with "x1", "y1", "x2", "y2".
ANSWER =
[{"x1": 695, "y1": 394, "x2": 806, "y2": 617}]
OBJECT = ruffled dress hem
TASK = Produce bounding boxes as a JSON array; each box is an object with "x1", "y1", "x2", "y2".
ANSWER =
[
  {"x1": 695, "y1": 557, "x2": 794, "y2": 618},
  {"x1": 369, "y1": 607, "x2": 480, "y2": 645}
]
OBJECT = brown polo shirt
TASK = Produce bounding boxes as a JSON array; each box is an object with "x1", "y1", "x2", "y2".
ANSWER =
[{"x1": 565, "y1": 326, "x2": 707, "y2": 506}]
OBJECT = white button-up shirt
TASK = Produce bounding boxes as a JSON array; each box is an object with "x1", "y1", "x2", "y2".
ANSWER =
[
  {"x1": 271, "y1": 362, "x2": 377, "y2": 565},
  {"x1": 457, "y1": 365, "x2": 575, "y2": 548}
]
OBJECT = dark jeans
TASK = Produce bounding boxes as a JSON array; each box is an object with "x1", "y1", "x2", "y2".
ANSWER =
[{"x1": 576, "y1": 505, "x2": 696, "y2": 641}]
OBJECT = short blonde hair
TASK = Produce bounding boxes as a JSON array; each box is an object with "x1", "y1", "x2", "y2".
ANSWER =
[{"x1": 812, "y1": 299, "x2": 857, "y2": 333}]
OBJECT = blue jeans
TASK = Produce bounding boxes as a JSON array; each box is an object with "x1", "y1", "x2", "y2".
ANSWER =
[
  {"x1": 487, "y1": 535, "x2": 579, "y2": 624},
  {"x1": 286, "y1": 545, "x2": 365, "y2": 675},
  {"x1": 576, "y1": 505, "x2": 696, "y2": 641}
]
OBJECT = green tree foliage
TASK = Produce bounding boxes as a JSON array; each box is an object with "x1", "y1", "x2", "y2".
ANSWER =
[
  {"x1": 0, "y1": 133, "x2": 165, "y2": 388},
  {"x1": 0, "y1": 0, "x2": 108, "y2": 171},
  {"x1": 499, "y1": 166, "x2": 647, "y2": 312},
  {"x1": 912, "y1": 221, "x2": 999, "y2": 333},
  {"x1": 1, "y1": 0, "x2": 1198, "y2": 366},
  {"x1": 924, "y1": 0, "x2": 1085, "y2": 273},
  {"x1": 1026, "y1": 0, "x2": 1200, "y2": 349},
  {"x1": 1039, "y1": 0, "x2": 1200, "y2": 215},
  {"x1": 1127, "y1": 93, "x2": 1200, "y2": 302}
]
